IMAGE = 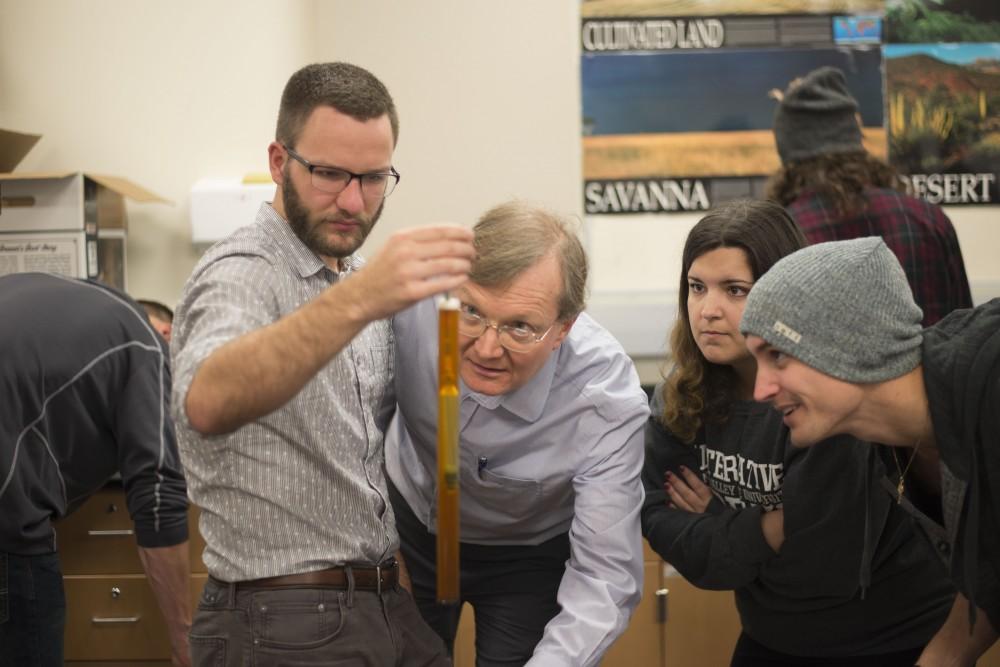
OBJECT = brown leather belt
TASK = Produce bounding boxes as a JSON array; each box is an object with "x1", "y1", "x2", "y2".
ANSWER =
[{"x1": 236, "y1": 561, "x2": 398, "y2": 594}]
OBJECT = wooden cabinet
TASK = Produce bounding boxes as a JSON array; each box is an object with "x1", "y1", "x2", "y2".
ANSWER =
[
  {"x1": 55, "y1": 485, "x2": 204, "y2": 666},
  {"x1": 452, "y1": 540, "x2": 742, "y2": 666},
  {"x1": 55, "y1": 493, "x2": 1000, "y2": 666}
]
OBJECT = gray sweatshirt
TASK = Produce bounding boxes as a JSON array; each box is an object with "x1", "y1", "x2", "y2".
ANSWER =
[{"x1": 0, "y1": 273, "x2": 187, "y2": 554}]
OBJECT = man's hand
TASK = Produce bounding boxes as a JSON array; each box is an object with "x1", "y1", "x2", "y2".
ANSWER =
[
  {"x1": 665, "y1": 466, "x2": 714, "y2": 514},
  {"x1": 348, "y1": 224, "x2": 476, "y2": 322},
  {"x1": 184, "y1": 223, "x2": 474, "y2": 436},
  {"x1": 138, "y1": 542, "x2": 192, "y2": 667},
  {"x1": 917, "y1": 593, "x2": 998, "y2": 666},
  {"x1": 395, "y1": 550, "x2": 413, "y2": 593}
]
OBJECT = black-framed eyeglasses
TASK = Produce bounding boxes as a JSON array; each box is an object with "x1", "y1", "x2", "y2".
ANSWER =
[
  {"x1": 457, "y1": 304, "x2": 555, "y2": 354},
  {"x1": 283, "y1": 144, "x2": 400, "y2": 199}
]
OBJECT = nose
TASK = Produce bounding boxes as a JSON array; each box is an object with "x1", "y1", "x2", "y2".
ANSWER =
[
  {"x1": 753, "y1": 365, "x2": 779, "y2": 403},
  {"x1": 473, "y1": 326, "x2": 505, "y2": 359},
  {"x1": 335, "y1": 178, "x2": 366, "y2": 216},
  {"x1": 699, "y1": 291, "x2": 723, "y2": 320}
]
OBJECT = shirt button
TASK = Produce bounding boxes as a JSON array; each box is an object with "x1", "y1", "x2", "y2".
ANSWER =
[
  {"x1": 937, "y1": 541, "x2": 951, "y2": 555},
  {"x1": 317, "y1": 603, "x2": 325, "y2": 612}
]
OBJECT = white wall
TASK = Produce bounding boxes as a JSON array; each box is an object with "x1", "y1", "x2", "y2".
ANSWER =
[
  {"x1": 313, "y1": 2, "x2": 583, "y2": 254},
  {"x1": 0, "y1": 0, "x2": 317, "y2": 304},
  {"x1": 2, "y1": 0, "x2": 997, "y2": 368}
]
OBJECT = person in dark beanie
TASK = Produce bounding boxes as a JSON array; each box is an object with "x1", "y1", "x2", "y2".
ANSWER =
[
  {"x1": 742, "y1": 237, "x2": 1000, "y2": 664},
  {"x1": 767, "y1": 66, "x2": 972, "y2": 326}
]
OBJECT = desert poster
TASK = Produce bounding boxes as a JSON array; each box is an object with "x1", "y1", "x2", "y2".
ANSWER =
[{"x1": 886, "y1": 42, "x2": 1000, "y2": 204}]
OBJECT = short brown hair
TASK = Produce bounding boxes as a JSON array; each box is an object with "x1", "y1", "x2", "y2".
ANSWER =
[
  {"x1": 471, "y1": 201, "x2": 588, "y2": 321},
  {"x1": 137, "y1": 299, "x2": 173, "y2": 324},
  {"x1": 275, "y1": 62, "x2": 399, "y2": 148}
]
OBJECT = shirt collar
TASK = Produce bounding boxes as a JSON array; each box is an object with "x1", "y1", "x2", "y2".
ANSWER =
[
  {"x1": 257, "y1": 202, "x2": 360, "y2": 279},
  {"x1": 461, "y1": 348, "x2": 559, "y2": 423}
]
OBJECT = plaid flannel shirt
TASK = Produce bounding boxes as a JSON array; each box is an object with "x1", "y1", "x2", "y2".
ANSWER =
[{"x1": 788, "y1": 187, "x2": 973, "y2": 326}]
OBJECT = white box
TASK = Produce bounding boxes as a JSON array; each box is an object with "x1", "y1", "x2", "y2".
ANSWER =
[{"x1": 190, "y1": 178, "x2": 275, "y2": 243}]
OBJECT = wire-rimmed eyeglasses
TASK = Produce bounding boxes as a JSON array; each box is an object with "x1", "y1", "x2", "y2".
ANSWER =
[{"x1": 457, "y1": 304, "x2": 555, "y2": 354}]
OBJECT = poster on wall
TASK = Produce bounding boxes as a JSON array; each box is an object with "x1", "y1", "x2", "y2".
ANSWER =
[
  {"x1": 885, "y1": 43, "x2": 1000, "y2": 204},
  {"x1": 886, "y1": 0, "x2": 1000, "y2": 43},
  {"x1": 580, "y1": 0, "x2": 887, "y2": 214},
  {"x1": 581, "y1": 0, "x2": 881, "y2": 17},
  {"x1": 883, "y1": 1, "x2": 1000, "y2": 204}
]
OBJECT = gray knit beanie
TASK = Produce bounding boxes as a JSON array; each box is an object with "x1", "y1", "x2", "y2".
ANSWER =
[
  {"x1": 773, "y1": 66, "x2": 864, "y2": 164},
  {"x1": 740, "y1": 237, "x2": 924, "y2": 383}
]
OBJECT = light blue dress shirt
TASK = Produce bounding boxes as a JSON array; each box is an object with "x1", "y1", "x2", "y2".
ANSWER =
[{"x1": 386, "y1": 297, "x2": 649, "y2": 666}]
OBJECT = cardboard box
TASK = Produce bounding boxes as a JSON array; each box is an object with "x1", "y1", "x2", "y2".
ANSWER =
[
  {"x1": 0, "y1": 231, "x2": 88, "y2": 277},
  {"x1": 0, "y1": 128, "x2": 167, "y2": 288}
]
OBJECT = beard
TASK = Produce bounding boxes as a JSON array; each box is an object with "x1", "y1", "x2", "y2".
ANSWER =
[{"x1": 282, "y1": 168, "x2": 383, "y2": 261}]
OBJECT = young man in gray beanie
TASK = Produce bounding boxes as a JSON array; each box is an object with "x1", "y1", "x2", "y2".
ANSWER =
[
  {"x1": 767, "y1": 66, "x2": 972, "y2": 326},
  {"x1": 741, "y1": 236, "x2": 999, "y2": 664}
]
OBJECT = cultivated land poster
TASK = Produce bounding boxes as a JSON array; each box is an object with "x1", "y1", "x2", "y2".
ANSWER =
[{"x1": 581, "y1": 0, "x2": 999, "y2": 213}]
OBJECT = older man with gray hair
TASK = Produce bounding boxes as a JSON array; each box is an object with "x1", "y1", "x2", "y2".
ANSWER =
[{"x1": 386, "y1": 200, "x2": 648, "y2": 666}]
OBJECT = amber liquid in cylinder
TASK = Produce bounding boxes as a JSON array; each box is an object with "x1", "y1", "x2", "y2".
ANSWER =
[{"x1": 437, "y1": 299, "x2": 461, "y2": 604}]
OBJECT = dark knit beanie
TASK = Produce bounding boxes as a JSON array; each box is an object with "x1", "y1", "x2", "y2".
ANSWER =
[
  {"x1": 740, "y1": 238, "x2": 924, "y2": 384},
  {"x1": 773, "y1": 66, "x2": 864, "y2": 164}
]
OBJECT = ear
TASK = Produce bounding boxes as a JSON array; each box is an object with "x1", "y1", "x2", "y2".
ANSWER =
[
  {"x1": 267, "y1": 141, "x2": 286, "y2": 186},
  {"x1": 551, "y1": 314, "x2": 578, "y2": 349}
]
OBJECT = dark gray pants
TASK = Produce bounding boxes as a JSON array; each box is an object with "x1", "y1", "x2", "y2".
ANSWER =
[
  {"x1": 389, "y1": 481, "x2": 569, "y2": 667},
  {"x1": 190, "y1": 572, "x2": 450, "y2": 667}
]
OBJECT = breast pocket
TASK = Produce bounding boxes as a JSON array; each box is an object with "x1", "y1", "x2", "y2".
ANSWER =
[{"x1": 463, "y1": 468, "x2": 544, "y2": 536}]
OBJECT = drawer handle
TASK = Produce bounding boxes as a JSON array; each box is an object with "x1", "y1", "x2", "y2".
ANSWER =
[
  {"x1": 87, "y1": 529, "x2": 134, "y2": 537},
  {"x1": 92, "y1": 615, "x2": 141, "y2": 624}
]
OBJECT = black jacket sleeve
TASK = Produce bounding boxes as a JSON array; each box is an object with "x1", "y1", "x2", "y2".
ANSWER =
[
  {"x1": 117, "y1": 338, "x2": 188, "y2": 548},
  {"x1": 640, "y1": 388, "x2": 775, "y2": 590}
]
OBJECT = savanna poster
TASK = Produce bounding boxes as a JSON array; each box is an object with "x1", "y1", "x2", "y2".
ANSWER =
[{"x1": 580, "y1": 0, "x2": 886, "y2": 214}]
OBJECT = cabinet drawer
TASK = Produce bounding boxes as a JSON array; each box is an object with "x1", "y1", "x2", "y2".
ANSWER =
[
  {"x1": 56, "y1": 489, "x2": 144, "y2": 575},
  {"x1": 56, "y1": 488, "x2": 208, "y2": 574},
  {"x1": 63, "y1": 574, "x2": 207, "y2": 661},
  {"x1": 64, "y1": 575, "x2": 172, "y2": 661}
]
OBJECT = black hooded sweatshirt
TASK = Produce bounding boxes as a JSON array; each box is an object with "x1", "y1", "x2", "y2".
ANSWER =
[
  {"x1": 641, "y1": 388, "x2": 953, "y2": 657},
  {"x1": 922, "y1": 298, "x2": 1000, "y2": 633}
]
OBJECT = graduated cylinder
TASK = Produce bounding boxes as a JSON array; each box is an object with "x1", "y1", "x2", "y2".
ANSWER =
[{"x1": 436, "y1": 295, "x2": 461, "y2": 604}]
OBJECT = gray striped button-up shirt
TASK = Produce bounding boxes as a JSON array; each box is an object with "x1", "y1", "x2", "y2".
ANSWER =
[{"x1": 171, "y1": 203, "x2": 397, "y2": 581}]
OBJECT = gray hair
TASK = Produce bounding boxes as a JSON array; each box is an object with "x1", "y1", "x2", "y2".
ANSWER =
[{"x1": 471, "y1": 201, "x2": 588, "y2": 320}]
